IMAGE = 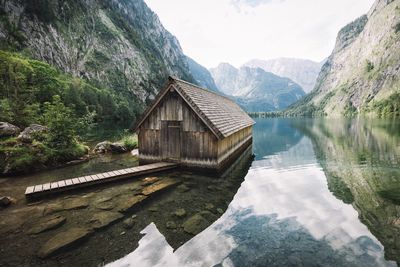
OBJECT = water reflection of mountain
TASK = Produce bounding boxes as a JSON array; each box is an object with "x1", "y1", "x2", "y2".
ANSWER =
[
  {"x1": 296, "y1": 118, "x2": 400, "y2": 265},
  {"x1": 252, "y1": 118, "x2": 304, "y2": 160}
]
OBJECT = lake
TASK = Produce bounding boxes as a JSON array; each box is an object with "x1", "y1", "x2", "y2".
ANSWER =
[
  {"x1": 0, "y1": 117, "x2": 399, "y2": 266},
  {"x1": 109, "y1": 117, "x2": 400, "y2": 267}
]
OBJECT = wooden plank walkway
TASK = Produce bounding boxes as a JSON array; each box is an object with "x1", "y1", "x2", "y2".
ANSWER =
[{"x1": 25, "y1": 162, "x2": 178, "y2": 199}]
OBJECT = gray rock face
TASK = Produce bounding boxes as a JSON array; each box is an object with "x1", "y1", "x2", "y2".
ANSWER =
[
  {"x1": 186, "y1": 56, "x2": 220, "y2": 92},
  {"x1": 286, "y1": 0, "x2": 400, "y2": 116},
  {"x1": 0, "y1": 122, "x2": 20, "y2": 137},
  {"x1": 244, "y1": 58, "x2": 324, "y2": 93},
  {"x1": 0, "y1": 0, "x2": 194, "y2": 104},
  {"x1": 210, "y1": 64, "x2": 305, "y2": 112},
  {"x1": 17, "y1": 124, "x2": 48, "y2": 142}
]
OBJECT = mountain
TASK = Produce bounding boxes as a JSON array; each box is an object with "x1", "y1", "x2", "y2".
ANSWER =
[
  {"x1": 210, "y1": 63, "x2": 305, "y2": 112},
  {"x1": 244, "y1": 58, "x2": 324, "y2": 93},
  {"x1": 0, "y1": 0, "x2": 195, "y2": 121},
  {"x1": 286, "y1": 0, "x2": 400, "y2": 117},
  {"x1": 186, "y1": 56, "x2": 220, "y2": 92}
]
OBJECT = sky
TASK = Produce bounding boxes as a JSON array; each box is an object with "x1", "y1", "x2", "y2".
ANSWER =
[{"x1": 144, "y1": 0, "x2": 375, "y2": 68}]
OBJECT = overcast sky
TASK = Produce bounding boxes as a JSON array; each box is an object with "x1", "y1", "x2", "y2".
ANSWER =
[{"x1": 144, "y1": 0, "x2": 375, "y2": 68}]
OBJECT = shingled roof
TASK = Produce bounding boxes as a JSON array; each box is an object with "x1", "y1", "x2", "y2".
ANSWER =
[{"x1": 135, "y1": 76, "x2": 255, "y2": 139}]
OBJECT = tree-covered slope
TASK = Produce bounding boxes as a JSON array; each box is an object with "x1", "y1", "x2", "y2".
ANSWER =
[
  {"x1": 285, "y1": 0, "x2": 400, "y2": 117},
  {"x1": 210, "y1": 63, "x2": 305, "y2": 112},
  {"x1": 0, "y1": 0, "x2": 195, "y2": 121}
]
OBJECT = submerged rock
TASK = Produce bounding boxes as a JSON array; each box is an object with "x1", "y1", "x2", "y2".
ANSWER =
[
  {"x1": 141, "y1": 178, "x2": 179, "y2": 196},
  {"x1": 95, "y1": 201, "x2": 114, "y2": 211},
  {"x1": 0, "y1": 122, "x2": 20, "y2": 137},
  {"x1": 205, "y1": 203, "x2": 215, "y2": 211},
  {"x1": 183, "y1": 214, "x2": 209, "y2": 235},
  {"x1": 123, "y1": 218, "x2": 135, "y2": 229},
  {"x1": 174, "y1": 208, "x2": 187, "y2": 218},
  {"x1": 166, "y1": 221, "x2": 177, "y2": 229},
  {"x1": 18, "y1": 124, "x2": 47, "y2": 142},
  {"x1": 38, "y1": 227, "x2": 92, "y2": 258},
  {"x1": 141, "y1": 176, "x2": 160, "y2": 186},
  {"x1": 43, "y1": 198, "x2": 89, "y2": 215},
  {"x1": 0, "y1": 196, "x2": 12, "y2": 208},
  {"x1": 115, "y1": 195, "x2": 147, "y2": 213},
  {"x1": 64, "y1": 198, "x2": 89, "y2": 210},
  {"x1": 89, "y1": 211, "x2": 124, "y2": 230},
  {"x1": 148, "y1": 206, "x2": 159, "y2": 212},
  {"x1": 27, "y1": 215, "x2": 66, "y2": 234},
  {"x1": 177, "y1": 184, "x2": 190, "y2": 193}
]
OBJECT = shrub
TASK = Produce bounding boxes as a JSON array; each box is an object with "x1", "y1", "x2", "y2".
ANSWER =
[
  {"x1": 365, "y1": 60, "x2": 374, "y2": 72},
  {"x1": 120, "y1": 134, "x2": 138, "y2": 151}
]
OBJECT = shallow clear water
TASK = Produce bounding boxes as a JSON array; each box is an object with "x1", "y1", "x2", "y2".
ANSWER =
[{"x1": 109, "y1": 118, "x2": 400, "y2": 267}]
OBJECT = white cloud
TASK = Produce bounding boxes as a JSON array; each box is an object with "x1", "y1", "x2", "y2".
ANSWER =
[{"x1": 144, "y1": 0, "x2": 375, "y2": 68}]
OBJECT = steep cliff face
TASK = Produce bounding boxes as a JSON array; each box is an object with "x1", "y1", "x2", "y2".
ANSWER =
[
  {"x1": 210, "y1": 63, "x2": 305, "y2": 112},
  {"x1": 244, "y1": 58, "x2": 323, "y2": 93},
  {"x1": 286, "y1": 0, "x2": 400, "y2": 117},
  {"x1": 0, "y1": 0, "x2": 194, "y2": 104},
  {"x1": 186, "y1": 56, "x2": 220, "y2": 92}
]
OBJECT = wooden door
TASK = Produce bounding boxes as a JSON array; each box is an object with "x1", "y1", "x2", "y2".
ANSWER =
[{"x1": 161, "y1": 121, "x2": 181, "y2": 162}]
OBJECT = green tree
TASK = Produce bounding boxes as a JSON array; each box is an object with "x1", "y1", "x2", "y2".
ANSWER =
[{"x1": 42, "y1": 95, "x2": 78, "y2": 148}]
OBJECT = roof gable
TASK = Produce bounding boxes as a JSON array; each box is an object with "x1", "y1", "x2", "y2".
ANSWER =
[{"x1": 135, "y1": 77, "x2": 255, "y2": 139}]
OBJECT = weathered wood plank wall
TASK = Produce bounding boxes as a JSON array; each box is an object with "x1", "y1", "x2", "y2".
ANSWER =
[{"x1": 138, "y1": 89, "x2": 218, "y2": 167}]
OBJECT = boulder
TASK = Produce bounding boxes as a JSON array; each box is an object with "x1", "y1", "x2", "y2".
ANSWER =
[
  {"x1": 89, "y1": 211, "x2": 124, "y2": 230},
  {"x1": 0, "y1": 196, "x2": 12, "y2": 208},
  {"x1": 94, "y1": 141, "x2": 127, "y2": 154},
  {"x1": 27, "y1": 215, "x2": 66, "y2": 234},
  {"x1": 38, "y1": 227, "x2": 92, "y2": 258},
  {"x1": 183, "y1": 214, "x2": 209, "y2": 235},
  {"x1": 0, "y1": 122, "x2": 20, "y2": 137},
  {"x1": 94, "y1": 141, "x2": 111, "y2": 154},
  {"x1": 18, "y1": 124, "x2": 47, "y2": 142},
  {"x1": 109, "y1": 142, "x2": 127, "y2": 153}
]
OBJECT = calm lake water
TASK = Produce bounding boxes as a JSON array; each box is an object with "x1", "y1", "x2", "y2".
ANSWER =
[
  {"x1": 109, "y1": 117, "x2": 400, "y2": 267},
  {"x1": 0, "y1": 117, "x2": 399, "y2": 267}
]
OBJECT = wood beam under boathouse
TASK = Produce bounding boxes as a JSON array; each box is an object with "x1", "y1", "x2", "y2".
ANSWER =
[{"x1": 134, "y1": 76, "x2": 255, "y2": 172}]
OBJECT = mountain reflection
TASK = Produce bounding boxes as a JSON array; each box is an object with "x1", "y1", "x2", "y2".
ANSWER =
[{"x1": 295, "y1": 118, "x2": 400, "y2": 265}]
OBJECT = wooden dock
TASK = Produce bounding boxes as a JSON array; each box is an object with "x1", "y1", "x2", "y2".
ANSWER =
[{"x1": 25, "y1": 162, "x2": 178, "y2": 199}]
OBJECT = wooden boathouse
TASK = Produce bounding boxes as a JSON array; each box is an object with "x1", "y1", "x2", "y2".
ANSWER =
[{"x1": 134, "y1": 76, "x2": 255, "y2": 171}]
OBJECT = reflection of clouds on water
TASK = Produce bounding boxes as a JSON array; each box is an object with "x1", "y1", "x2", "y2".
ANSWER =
[{"x1": 107, "y1": 136, "x2": 395, "y2": 267}]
